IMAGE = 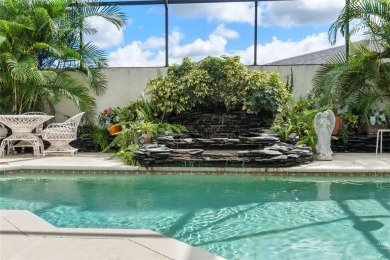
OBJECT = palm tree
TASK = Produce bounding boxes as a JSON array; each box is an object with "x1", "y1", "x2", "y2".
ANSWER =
[
  {"x1": 312, "y1": 0, "x2": 390, "y2": 122},
  {"x1": 329, "y1": 0, "x2": 390, "y2": 49},
  {"x1": 0, "y1": 0, "x2": 126, "y2": 114}
]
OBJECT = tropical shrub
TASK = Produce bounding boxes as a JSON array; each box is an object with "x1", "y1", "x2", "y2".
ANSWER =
[
  {"x1": 0, "y1": 0, "x2": 126, "y2": 114},
  {"x1": 146, "y1": 58, "x2": 210, "y2": 118},
  {"x1": 244, "y1": 71, "x2": 290, "y2": 115},
  {"x1": 79, "y1": 124, "x2": 110, "y2": 150},
  {"x1": 98, "y1": 107, "x2": 131, "y2": 130},
  {"x1": 100, "y1": 98, "x2": 188, "y2": 165},
  {"x1": 116, "y1": 145, "x2": 140, "y2": 166},
  {"x1": 147, "y1": 56, "x2": 289, "y2": 119},
  {"x1": 270, "y1": 95, "x2": 331, "y2": 150},
  {"x1": 312, "y1": 0, "x2": 390, "y2": 124},
  {"x1": 198, "y1": 56, "x2": 249, "y2": 110}
]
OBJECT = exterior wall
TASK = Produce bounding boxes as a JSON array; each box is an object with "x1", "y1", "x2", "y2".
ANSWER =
[
  {"x1": 53, "y1": 65, "x2": 318, "y2": 121},
  {"x1": 54, "y1": 67, "x2": 168, "y2": 121},
  {"x1": 94, "y1": 67, "x2": 168, "y2": 114},
  {"x1": 254, "y1": 65, "x2": 321, "y2": 97}
]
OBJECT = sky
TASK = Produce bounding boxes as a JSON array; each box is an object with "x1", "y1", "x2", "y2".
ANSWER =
[{"x1": 85, "y1": 0, "x2": 350, "y2": 67}]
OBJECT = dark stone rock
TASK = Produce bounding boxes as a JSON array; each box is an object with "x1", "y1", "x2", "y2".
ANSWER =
[
  {"x1": 249, "y1": 149, "x2": 283, "y2": 156},
  {"x1": 237, "y1": 151, "x2": 250, "y2": 157},
  {"x1": 167, "y1": 108, "x2": 272, "y2": 139},
  {"x1": 331, "y1": 134, "x2": 390, "y2": 153},
  {"x1": 134, "y1": 134, "x2": 314, "y2": 168},
  {"x1": 151, "y1": 153, "x2": 171, "y2": 158},
  {"x1": 145, "y1": 147, "x2": 170, "y2": 153},
  {"x1": 187, "y1": 150, "x2": 204, "y2": 155},
  {"x1": 272, "y1": 155, "x2": 288, "y2": 160}
]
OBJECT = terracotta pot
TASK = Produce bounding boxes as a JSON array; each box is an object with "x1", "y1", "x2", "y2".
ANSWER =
[
  {"x1": 332, "y1": 115, "x2": 341, "y2": 135},
  {"x1": 108, "y1": 123, "x2": 122, "y2": 136},
  {"x1": 142, "y1": 133, "x2": 152, "y2": 144}
]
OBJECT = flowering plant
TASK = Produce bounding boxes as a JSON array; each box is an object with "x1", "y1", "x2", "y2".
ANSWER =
[{"x1": 98, "y1": 107, "x2": 123, "y2": 130}]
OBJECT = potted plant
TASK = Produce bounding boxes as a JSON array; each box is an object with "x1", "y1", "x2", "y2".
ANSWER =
[
  {"x1": 98, "y1": 107, "x2": 129, "y2": 136},
  {"x1": 369, "y1": 109, "x2": 386, "y2": 125},
  {"x1": 342, "y1": 111, "x2": 359, "y2": 133},
  {"x1": 337, "y1": 111, "x2": 359, "y2": 144},
  {"x1": 366, "y1": 109, "x2": 387, "y2": 135},
  {"x1": 138, "y1": 121, "x2": 156, "y2": 144}
]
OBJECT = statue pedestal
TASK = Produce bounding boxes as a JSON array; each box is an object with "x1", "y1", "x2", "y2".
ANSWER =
[{"x1": 316, "y1": 155, "x2": 333, "y2": 161}]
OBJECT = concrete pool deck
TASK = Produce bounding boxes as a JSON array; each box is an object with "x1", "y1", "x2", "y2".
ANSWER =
[
  {"x1": 1, "y1": 152, "x2": 390, "y2": 259},
  {"x1": 0, "y1": 210, "x2": 224, "y2": 260}
]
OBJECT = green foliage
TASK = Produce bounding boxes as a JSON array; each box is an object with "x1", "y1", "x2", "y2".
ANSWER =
[
  {"x1": 103, "y1": 120, "x2": 142, "y2": 152},
  {"x1": 101, "y1": 98, "x2": 187, "y2": 163},
  {"x1": 98, "y1": 107, "x2": 131, "y2": 130},
  {"x1": 125, "y1": 93, "x2": 156, "y2": 121},
  {"x1": 147, "y1": 56, "x2": 289, "y2": 118},
  {"x1": 199, "y1": 56, "x2": 249, "y2": 110},
  {"x1": 116, "y1": 145, "x2": 140, "y2": 166},
  {"x1": 79, "y1": 123, "x2": 109, "y2": 150},
  {"x1": 246, "y1": 87, "x2": 281, "y2": 115},
  {"x1": 312, "y1": 44, "x2": 388, "y2": 119},
  {"x1": 313, "y1": 0, "x2": 390, "y2": 123},
  {"x1": 329, "y1": 0, "x2": 390, "y2": 48},
  {"x1": 147, "y1": 57, "x2": 210, "y2": 118},
  {"x1": 244, "y1": 72, "x2": 286, "y2": 115},
  {"x1": 382, "y1": 104, "x2": 390, "y2": 127},
  {"x1": 0, "y1": 0, "x2": 126, "y2": 114},
  {"x1": 139, "y1": 121, "x2": 156, "y2": 134},
  {"x1": 270, "y1": 95, "x2": 331, "y2": 150},
  {"x1": 285, "y1": 67, "x2": 295, "y2": 94},
  {"x1": 338, "y1": 110, "x2": 359, "y2": 145},
  {"x1": 342, "y1": 111, "x2": 359, "y2": 132},
  {"x1": 156, "y1": 123, "x2": 187, "y2": 135}
]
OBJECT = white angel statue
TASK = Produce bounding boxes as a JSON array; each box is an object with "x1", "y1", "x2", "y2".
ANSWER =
[{"x1": 314, "y1": 110, "x2": 335, "y2": 160}]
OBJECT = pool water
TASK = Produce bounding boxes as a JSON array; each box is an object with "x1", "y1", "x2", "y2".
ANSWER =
[{"x1": 1, "y1": 174, "x2": 389, "y2": 259}]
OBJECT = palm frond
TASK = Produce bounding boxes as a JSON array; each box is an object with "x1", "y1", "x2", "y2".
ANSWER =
[
  {"x1": 329, "y1": 0, "x2": 390, "y2": 46},
  {"x1": 46, "y1": 73, "x2": 96, "y2": 112},
  {"x1": 78, "y1": 0, "x2": 126, "y2": 29}
]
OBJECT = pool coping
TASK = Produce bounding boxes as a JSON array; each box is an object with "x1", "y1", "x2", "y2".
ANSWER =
[
  {"x1": 1, "y1": 152, "x2": 390, "y2": 176},
  {"x1": 0, "y1": 210, "x2": 225, "y2": 260},
  {"x1": 1, "y1": 166, "x2": 390, "y2": 177}
]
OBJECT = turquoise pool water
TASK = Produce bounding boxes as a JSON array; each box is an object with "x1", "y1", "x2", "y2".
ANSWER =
[{"x1": 1, "y1": 174, "x2": 389, "y2": 259}]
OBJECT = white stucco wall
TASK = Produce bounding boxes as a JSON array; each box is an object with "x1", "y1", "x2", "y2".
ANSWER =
[
  {"x1": 54, "y1": 67, "x2": 168, "y2": 121},
  {"x1": 254, "y1": 65, "x2": 321, "y2": 97},
  {"x1": 53, "y1": 65, "x2": 318, "y2": 122},
  {"x1": 94, "y1": 67, "x2": 168, "y2": 114}
]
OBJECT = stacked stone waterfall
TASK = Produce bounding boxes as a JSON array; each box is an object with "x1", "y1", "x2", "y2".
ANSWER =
[
  {"x1": 133, "y1": 134, "x2": 313, "y2": 167},
  {"x1": 132, "y1": 110, "x2": 313, "y2": 167}
]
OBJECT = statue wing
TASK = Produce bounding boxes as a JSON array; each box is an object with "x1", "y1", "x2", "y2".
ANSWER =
[
  {"x1": 313, "y1": 112, "x2": 323, "y2": 134},
  {"x1": 326, "y1": 109, "x2": 336, "y2": 135}
]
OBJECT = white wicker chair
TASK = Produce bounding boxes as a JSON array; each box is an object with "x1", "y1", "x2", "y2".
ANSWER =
[
  {"x1": 0, "y1": 123, "x2": 7, "y2": 139},
  {"x1": 42, "y1": 112, "x2": 85, "y2": 156},
  {"x1": 10, "y1": 112, "x2": 47, "y2": 154}
]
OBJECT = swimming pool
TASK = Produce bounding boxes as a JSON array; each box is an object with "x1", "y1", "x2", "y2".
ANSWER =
[{"x1": 1, "y1": 174, "x2": 389, "y2": 259}]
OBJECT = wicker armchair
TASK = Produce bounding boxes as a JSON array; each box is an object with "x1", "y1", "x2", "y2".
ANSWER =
[
  {"x1": 42, "y1": 112, "x2": 85, "y2": 156},
  {"x1": 11, "y1": 112, "x2": 47, "y2": 154},
  {"x1": 0, "y1": 123, "x2": 7, "y2": 139}
]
